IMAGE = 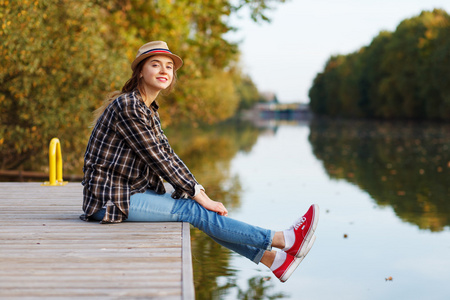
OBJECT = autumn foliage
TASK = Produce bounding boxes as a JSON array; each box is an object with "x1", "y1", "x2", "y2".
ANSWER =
[{"x1": 0, "y1": 0, "x2": 281, "y2": 170}]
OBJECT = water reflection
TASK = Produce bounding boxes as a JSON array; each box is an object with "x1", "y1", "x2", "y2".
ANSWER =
[
  {"x1": 190, "y1": 230, "x2": 236, "y2": 299},
  {"x1": 165, "y1": 121, "x2": 267, "y2": 299},
  {"x1": 4, "y1": 116, "x2": 450, "y2": 298},
  {"x1": 236, "y1": 276, "x2": 286, "y2": 300},
  {"x1": 308, "y1": 118, "x2": 450, "y2": 232},
  {"x1": 165, "y1": 121, "x2": 263, "y2": 209}
]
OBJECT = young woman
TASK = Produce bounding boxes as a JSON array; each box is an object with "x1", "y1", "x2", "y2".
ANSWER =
[{"x1": 80, "y1": 41, "x2": 319, "y2": 282}]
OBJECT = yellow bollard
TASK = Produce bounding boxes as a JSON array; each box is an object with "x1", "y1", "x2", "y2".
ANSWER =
[{"x1": 42, "y1": 138, "x2": 68, "y2": 186}]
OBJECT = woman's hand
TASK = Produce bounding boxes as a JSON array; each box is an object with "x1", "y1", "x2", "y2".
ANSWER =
[{"x1": 193, "y1": 190, "x2": 228, "y2": 216}]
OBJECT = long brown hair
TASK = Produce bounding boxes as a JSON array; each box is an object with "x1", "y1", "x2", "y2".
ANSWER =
[{"x1": 91, "y1": 56, "x2": 178, "y2": 127}]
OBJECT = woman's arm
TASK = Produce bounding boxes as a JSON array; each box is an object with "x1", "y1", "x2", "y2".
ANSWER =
[{"x1": 193, "y1": 190, "x2": 228, "y2": 216}]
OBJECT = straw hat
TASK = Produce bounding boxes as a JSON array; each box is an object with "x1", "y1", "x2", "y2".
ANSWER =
[{"x1": 131, "y1": 41, "x2": 183, "y2": 71}]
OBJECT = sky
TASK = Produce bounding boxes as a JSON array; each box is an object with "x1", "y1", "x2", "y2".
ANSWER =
[{"x1": 227, "y1": 0, "x2": 450, "y2": 103}]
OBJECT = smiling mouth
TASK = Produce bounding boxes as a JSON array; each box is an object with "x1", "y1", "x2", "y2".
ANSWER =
[{"x1": 157, "y1": 77, "x2": 168, "y2": 82}]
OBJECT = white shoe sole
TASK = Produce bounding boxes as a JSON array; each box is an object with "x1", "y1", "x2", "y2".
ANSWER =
[
  {"x1": 280, "y1": 235, "x2": 316, "y2": 282},
  {"x1": 298, "y1": 234, "x2": 316, "y2": 261},
  {"x1": 279, "y1": 256, "x2": 302, "y2": 282}
]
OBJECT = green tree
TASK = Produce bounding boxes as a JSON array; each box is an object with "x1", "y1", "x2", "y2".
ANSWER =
[
  {"x1": 309, "y1": 9, "x2": 450, "y2": 121},
  {"x1": 235, "y1": 73, "x2": 260, "y2": 110},
  {"x1": 378, "y1": 13, "x2": 428, "y2": 118},
  {"x1": 358, "y1": 31, "x2": 392, "y2": 118},
  {"x1": 416, "y1": 10, "x2": 450, "y2": 119}
]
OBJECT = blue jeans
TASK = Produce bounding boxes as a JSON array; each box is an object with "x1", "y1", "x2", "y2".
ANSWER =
[{"x1": 91, "y1": 190, "x2": 274, "y2": 264}]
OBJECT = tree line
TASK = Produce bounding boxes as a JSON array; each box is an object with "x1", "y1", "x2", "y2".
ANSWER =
[
  {"x1": 309, "y1": 9, "x2": 450, "y2": 120},
  {"x1": 0, "y1": 0, "x2": 284, "y2": 170}
]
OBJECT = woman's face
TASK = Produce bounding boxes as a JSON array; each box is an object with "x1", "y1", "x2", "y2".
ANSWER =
[{"x1": 140, "y1": 55, "x2": 174, "y2": 92}]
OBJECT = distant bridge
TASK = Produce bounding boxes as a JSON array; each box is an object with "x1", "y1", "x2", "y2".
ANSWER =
[{"x1": 255, "y1": 103, "x2": 311, "y2": 120}]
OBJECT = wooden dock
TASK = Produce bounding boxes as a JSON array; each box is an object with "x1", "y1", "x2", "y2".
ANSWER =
[{"x1": 0, "y1": 182, "x2": 195, "y2": 299}]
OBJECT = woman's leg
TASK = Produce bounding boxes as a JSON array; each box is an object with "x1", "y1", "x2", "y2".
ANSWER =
[
  {"x1": 205, "y1": 234, "x2": 269, "y2": 264},
  {"x1": 202, "y1": 230, "x2": 284, "y2": 264},
  {"x1": 171, "y1": 197, "x2": 275, "y2": 263},
  {"x1": 126, "y1": 190, "x2": 179, "y2": 222},
  {"x1": 127, "y1": 190, "x2": 275, "y2": 263},
  {"x1": 90, "y1": 191, "x2": 317, "y2": 270},
  {"x1": 91, "y1": 190, "x2": 319, "y2": 282}
]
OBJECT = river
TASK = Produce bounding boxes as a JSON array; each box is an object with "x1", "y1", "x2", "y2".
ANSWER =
[
  {"x1": 3, "y1": 117, "x2": 450, "y2": 299},
  {"x1": 177, "y1": 118, "x2": 450, "y2": 300}
]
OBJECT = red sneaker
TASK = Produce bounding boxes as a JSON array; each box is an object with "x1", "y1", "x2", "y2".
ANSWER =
[
  {"x1": 285, "y1": 204, "x2": 319, "y2": 258},
  {"x1": 273, "y1": 235, "x2": 317, "y2": 282},
  {"x1": 272, "y1": 253, "x2": 301, "y2": 282}
]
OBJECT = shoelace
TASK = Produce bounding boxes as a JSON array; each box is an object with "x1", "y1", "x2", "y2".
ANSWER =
[{"x1": 291, "y1": 216, "x2": 306, "y2": 230}]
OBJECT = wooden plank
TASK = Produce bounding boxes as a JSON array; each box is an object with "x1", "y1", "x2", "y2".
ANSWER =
[
  {"x1": 0, "y1": 262, "x2": 181, "y2": 271},
  {"x1": 182, "y1": 222, "x2": 195, "y2": 300},
  {"x1": 0, "y1": 182, "x2": 195, "y2": 300},
  {"x1": 0, "y1": 288, "x2": 182, "y2": 299}
]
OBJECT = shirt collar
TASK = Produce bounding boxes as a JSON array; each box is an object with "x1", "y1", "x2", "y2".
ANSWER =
[{"x1": 133, "y1": 89, "x2": 160, "y2": 111}]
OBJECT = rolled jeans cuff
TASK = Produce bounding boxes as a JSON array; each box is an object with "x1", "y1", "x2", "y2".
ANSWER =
[{"x1": 253, "y1": 229, "x2": 275, "y2": 264}]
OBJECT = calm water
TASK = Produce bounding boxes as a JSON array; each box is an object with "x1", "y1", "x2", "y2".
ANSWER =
[
  {"x1": 4, "y1": 118, "x2": 450, "y2": 299},
  {"x1": 176, "y1": 119, "x2": 450, "y2": 300}
]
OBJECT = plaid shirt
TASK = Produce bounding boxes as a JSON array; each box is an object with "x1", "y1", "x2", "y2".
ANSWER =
[{"x1": 81, "y1": 90, "x2": 202, "y2": 223}]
